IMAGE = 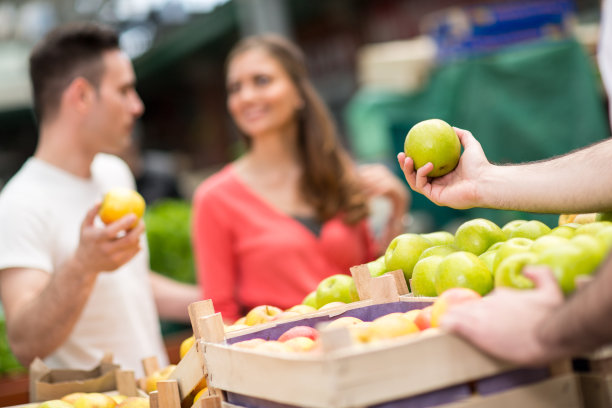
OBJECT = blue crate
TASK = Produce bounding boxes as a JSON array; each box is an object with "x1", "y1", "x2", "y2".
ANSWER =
[{"x1": 426, "y1": 0, "x2": 576, "y2": 60}]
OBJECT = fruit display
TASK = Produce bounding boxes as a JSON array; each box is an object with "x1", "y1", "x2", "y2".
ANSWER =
[{"x1": 171, "y1": 293, "x2": 581, "y2": 408}]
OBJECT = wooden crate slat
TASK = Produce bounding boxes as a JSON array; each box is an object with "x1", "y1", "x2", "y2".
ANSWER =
[{"x1": 203, "y1": 331, "x2": 513, "y2": 408}]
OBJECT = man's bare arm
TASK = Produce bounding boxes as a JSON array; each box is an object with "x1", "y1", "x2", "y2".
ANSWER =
[
  {"x1": 0, "y1": 206, "x2": 144, "y2": 366},
  {"x1": 399, "y1": 130, "x2": 612, "y2": 214}
]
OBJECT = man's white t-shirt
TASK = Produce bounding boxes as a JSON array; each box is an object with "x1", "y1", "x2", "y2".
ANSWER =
[{"x1": 0, "y1": 154, "x2": 168, "y2": 377}]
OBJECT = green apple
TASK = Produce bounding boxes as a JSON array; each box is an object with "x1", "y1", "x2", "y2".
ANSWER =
[
  {"x1": 531, "y1": 235, "x2": 569, "y2": 254},
  {"x1": 486, "y1": 241, "x2": 505, "y2": 252},
  {"x1": 435, "y1": 251, "x2": 494, "y2": 296},
  {"x1": 549, "y1": 225, "x2": 577, "y2": 239},
  {"x1": 574, "y1": 221, "x2": 612, "y2": 236},
  {"x1": 595, "y1": 226, "x2": 612, "y2": 251},
  {"x1": 420, "y1": 231, "x2": 455, "y2": 246},
  {"x1": 302, "y1": 290, "x2": 318, "y2": 309},
  {"x1": 537, "y1": 243, "x2": 597, "y2": 294},
  {"x1": 454, "y1": 218, "x2": 507, "y2": 255},
  {"x1": 315, "y1": 274, "x2": 359, "y2": 308},
  {"x1": 508, "y1": 220, "x2": 551, "y2": 240},
  {"x1": 366, "y1": 255, "x2": 387, "y2": 277},
  {"x1": 404, "y1": 119, "x2": 461, "y2": 177},
  {"x1": 501, "y1": 220, "x2": 527, "y2": 237},
  {"x1": 384, "y1": 233, "x2": 433, "y2": 282},
  {"x1": 411, "y1": 255, "x2": 444, "y2": 297},
  {"x1": 478, "y1": 249, "x2": 498, "y2": 272},
  {"x1": 570, "y1": 234, "x2": 606, "y2": 267},
  {"x1": 494, "y1": 252, "x2": 539, "y2": 289},
  {"x1": 492, "y1": 237, "x2": 533, "y2": 273},
  {"x1": 418, "y1": 244, "x2": 457, "y2": 260}
]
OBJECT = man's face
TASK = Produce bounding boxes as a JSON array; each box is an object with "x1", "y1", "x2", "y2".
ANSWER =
[{"x1": 87, "y1": 49, "x2": 144, "y2": 154}]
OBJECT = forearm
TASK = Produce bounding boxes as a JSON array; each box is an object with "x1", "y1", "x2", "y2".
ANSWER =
[
  {"x1": 537, "y1": 253, "x2": 612, "y2": 357},
  {"x1": 479, "y1": 138, "x2": 612, "y2": 213},
  {"x1": 6, "y1": 259, "x2": 97, "y2": 365},
  {"x1": 149, "y1": 271, "x2": 201, "y2": 322}
]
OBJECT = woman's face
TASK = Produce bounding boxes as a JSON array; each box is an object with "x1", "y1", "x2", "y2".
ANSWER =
[{"x1": 226, "y1": 48, "x2": 303, "y2": 139}]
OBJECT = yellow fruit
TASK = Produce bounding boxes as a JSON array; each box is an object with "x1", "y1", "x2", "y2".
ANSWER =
[
  {"x1": 144, "y1": 365, "x2": 177, "y2": 393},
  {"x1": 116, "y1": 397, "x2": 148, "y2": 408},
  {"x1": 366, "y1": 313, "x2": 419, "y2": 342},
  {"x1": 111, "y1": 395, "x2": 128, "y2": 405},
  {"x1": 193, "y1": 387, "x2": 208, "y2": 404},
  {"x1": 558, "y1": 214, "x2": 576, "y2": 226},
  {"x1": 99, "y1": 188, "x2": 145, "y2": 228},
  {"x1": 73, "y1": 393, "x2": 117, "y2": 408},
  {"x1": 61, "y1": 393, "x2": 88, "y2": 405},
  {"x1": 179, "y1": 336, "x2": 195, "y2": 359},
  {"x1": 40, "y1": 400, "x2": 74, "y2": 408},
  {"x1": 573, "y1": 213, "x2": 598, "y2": 224}
]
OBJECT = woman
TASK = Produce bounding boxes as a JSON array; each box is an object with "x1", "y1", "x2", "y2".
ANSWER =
[{"x1": 192, "y1": 35, "x2": 408, "y2": 323}]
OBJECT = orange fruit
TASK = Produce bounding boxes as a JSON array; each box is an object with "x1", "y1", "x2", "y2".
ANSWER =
[{"x1": 99, "y1": 188, "x2": 145, "y2": 228}]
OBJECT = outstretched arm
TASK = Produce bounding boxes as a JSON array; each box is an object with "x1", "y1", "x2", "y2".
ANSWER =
[
  {"x1": 398, "y1": 129, "x2": 612, "y2": 213},
  {"x1": 0, "y1": 206, "x2": 143, "y2": 366}
]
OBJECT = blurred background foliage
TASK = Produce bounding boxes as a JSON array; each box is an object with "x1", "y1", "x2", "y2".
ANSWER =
[
  {"x1": 145, "y1": 199, "x2": 196, "y2": 284},
  {"x1": 0, "y1": 314, "x2": 25, "y2": 376}
]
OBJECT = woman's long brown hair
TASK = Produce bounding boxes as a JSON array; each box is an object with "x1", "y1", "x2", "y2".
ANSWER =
[{"x1": 226, "y1": 34, "x2": 369, "y2": 224}]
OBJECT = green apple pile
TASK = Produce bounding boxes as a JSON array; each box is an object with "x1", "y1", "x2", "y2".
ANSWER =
[{"x1": 366, "y1": 217, "x2": 612, "y2": 297}]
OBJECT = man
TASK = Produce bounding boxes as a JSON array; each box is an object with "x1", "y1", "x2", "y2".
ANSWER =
[
  {"x1": 0, "y1": 22, "x2": 200, "y2": 377},
  {"x1": 396, "y1": 1, "x2": 612, "y2": 365}
]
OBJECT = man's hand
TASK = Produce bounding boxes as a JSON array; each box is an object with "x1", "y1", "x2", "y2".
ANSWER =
[
  {"x1": 75, "y1": 203, "x2": 145, "y2": 273},
  {"x1": 441, "y1": 266, "x2": 566, "y2": 365},
  {"x1": 397, "y1": 127, "x2": 491, "y2": 209}
]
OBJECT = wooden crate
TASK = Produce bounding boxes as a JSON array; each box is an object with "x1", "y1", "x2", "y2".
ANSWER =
[
  {"x1": 573, "y1": 346, "x2": 612, "y2": 408},
  {"x1": 158, "y1": 267, "x2": 583, "y2": 408}
]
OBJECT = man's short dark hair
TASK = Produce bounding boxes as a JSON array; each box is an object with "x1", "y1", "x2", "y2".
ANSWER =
[{"x1": 29, "y1": 22, "x2": 119, "y2": 123}]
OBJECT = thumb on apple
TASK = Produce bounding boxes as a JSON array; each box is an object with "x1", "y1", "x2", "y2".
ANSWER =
[{"x1": 521, "y1": 266, "x2": 563, "y2": 299}]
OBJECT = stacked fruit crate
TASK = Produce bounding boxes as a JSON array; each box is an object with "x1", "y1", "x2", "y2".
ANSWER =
[{"x1": 153, "y1": 267, "x2": 584, "y2": 408}]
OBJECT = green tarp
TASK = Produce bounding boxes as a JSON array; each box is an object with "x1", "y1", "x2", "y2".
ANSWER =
[{"x1": 346, "y1": 38, "x2": 610, "y2": 230}]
